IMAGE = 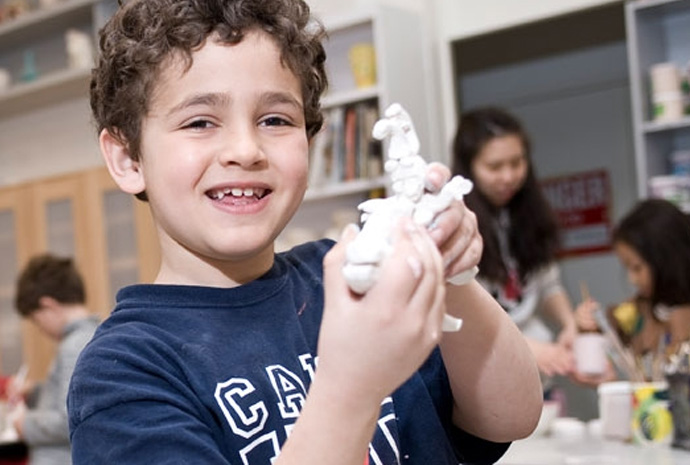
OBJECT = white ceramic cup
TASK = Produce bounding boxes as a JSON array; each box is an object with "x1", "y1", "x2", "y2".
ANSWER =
[
  {"x1": 598, "y1": 381, "x2": 633, "y2": 441},
  {"x1": 574, "y1": 333, "x2": 608, "y2": 376}
]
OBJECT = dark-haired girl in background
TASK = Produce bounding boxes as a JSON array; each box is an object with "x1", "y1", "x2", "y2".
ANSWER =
[{"x1": 452, "y1": 107, "x2": 597, "y2": 393}]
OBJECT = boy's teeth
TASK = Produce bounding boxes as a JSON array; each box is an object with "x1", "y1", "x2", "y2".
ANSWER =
[{"x1": 211, "y1": 187, "x2": 262, "y2": 199}]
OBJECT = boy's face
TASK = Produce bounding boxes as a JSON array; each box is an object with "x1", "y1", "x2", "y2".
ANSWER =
[{"x1": 126, "y1": 30, "x2": 309, "y2": 284}]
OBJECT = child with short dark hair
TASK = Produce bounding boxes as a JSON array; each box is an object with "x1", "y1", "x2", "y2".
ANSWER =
[
  {"x1": 12, "y1": 254, "x2": 99, "y2": 465},
  {"x1": 66, "y1": 1, "x2": 542, "y2": 463}
]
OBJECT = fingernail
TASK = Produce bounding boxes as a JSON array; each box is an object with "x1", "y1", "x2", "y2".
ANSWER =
[{"x1": 425, "y1": 170, "x2": 443, "y2": 191}]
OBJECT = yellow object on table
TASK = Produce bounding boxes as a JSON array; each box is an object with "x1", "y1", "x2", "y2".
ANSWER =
[{"x1": 632, "y1": 381, "x2": 674, "y2": 445}]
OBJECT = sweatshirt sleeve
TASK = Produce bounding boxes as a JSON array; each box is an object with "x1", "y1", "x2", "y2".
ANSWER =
[{"x1": 22, "y1": 321, "x2": 96, "y2": 446}]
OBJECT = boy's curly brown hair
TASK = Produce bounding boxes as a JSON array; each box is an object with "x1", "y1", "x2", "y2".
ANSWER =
[{"x1": 92, "y1": 0, "x2": 328, "y2": 198}]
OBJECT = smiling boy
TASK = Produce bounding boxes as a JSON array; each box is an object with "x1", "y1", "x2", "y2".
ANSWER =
[{"x1": 67, "y1": 1, "x2": 541, "y2": 464}]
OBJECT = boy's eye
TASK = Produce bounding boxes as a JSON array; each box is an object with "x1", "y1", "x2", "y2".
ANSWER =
[
  {"x1": 261, "y1": 116, "x2": 292, "y2": 127},
  {"x1": 184, "y1": 119, "x2": 214, "y2": 129}
]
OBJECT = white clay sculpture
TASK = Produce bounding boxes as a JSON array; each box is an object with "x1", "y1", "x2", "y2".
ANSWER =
[{"x1": 342, "y1": 103, "x2": 478, "y2": 332}]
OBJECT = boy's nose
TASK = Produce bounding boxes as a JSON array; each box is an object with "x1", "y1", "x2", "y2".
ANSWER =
[{"x1": 219, "y1": 128, "x2": 266, "y2": 167}]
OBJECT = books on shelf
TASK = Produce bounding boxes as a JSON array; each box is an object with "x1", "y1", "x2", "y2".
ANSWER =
[{"x1": 308, "y1": 99, "x2": 383, "y2": 187}]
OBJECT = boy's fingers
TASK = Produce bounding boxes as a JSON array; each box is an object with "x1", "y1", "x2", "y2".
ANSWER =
[
  {"x1": 394, "y1": 219, "x2": 446, "y2": 330},
  {"x1": 323, "y1": 224, "x2": 360, "y2": 293},
  {"x1": 429, "y1": 202, "x2": 482, "y2": 277},
  {"x1": 424, "y1": 162, "x2": 451, "y2": 192},
  {"x1": 428, "y1": 200, "x2": 463, "y2": 245},
  {"x1": 372, "y1": 219, "x2": 429, "y2": 304},
  {"x1": 413, "y1": 227, "x2": 446, "y2": 330}
]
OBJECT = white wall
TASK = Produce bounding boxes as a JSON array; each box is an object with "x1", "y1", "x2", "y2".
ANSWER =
[
  {"x1": 432, "y1": 0, "x2": 625, "y2": 149},
  {"x1": 311, "y1": 0, "x2": 621, "y2": 36},
  {"x1": 433, "y1": 0, "x2": 622, "y2": 41},
  {"x1": 0, "y1": 97, "x2": 101, "y2": 187}
]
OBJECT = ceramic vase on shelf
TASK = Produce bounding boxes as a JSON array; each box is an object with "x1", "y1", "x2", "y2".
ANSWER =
[{"x1": 348, "y1": 43, "x2": 377, "y2": 89}]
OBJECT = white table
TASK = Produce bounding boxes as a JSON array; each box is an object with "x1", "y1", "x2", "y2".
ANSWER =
[{"x1": 497, "y1": 436, "x2": 690, "y2": 465}]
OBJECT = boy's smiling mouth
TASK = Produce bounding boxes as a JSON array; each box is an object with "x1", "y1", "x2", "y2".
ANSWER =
[{"x1": 207, "y1": 187, "x2": 269, "y2": 203}]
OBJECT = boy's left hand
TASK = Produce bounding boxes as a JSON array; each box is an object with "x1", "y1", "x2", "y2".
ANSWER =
[{"x1": 424, "y1": 162, "x2": 482, "y2": 280}]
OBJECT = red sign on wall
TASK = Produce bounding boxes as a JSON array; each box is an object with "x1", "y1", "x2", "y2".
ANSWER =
[{"x1": 540, "y1": 169, "x2": 612, "y2": 257}]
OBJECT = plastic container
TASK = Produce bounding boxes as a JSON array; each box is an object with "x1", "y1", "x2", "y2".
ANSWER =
[
  {"x1": 650, "y1": 62, "x2": 685, "y2": 122},
  {"x1": 648, "y1": 175, "x2": 690, "y2": 211},
  {"x1": 671, "y1": 150, "x2": 690, "y2": 176},
  {"x1": 653, "y1": 94, "x2": 685, "y2": 122},
  {"x1": 598, "y1": 381, "x2": 633, "y2": 441},
  {"x1": 651, "y1": 62, "x2": 681, "y2": 93},
  {"x1": 681, "y1": 61, "x2": 690, "y2": 115}
]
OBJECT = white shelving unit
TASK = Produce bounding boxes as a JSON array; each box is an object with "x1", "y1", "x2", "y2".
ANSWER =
[
  {"x1": 626, "y1": 0, "x2": 690, "y2": 207},
  {"x1": 320, "y1": 4, "x2": 432, "y2": 151},
  {"x1": 0, "y1": 0, "x2": 117, "y2": 120},
  {"x1": 284, "y1": 4, "x2": 433, "y2": 244}
]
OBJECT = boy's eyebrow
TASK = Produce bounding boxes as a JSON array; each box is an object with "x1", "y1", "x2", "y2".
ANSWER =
[
  {"x1": 257, "y1": 92, "x2": 304, "y2": 112},
  {"x1": 166, "y1": 91, "x2": 303, "y2": 117},
  {"x1": 166, "y1": 92, "x2": 231, "y2": 117}
]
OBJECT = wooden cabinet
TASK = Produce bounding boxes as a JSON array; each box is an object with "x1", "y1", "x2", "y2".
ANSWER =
[
  {"x1": 626, "y1": 0, "x2": 690, "y2": 209},
  {"x1": 0, "y1": 167, "x2": 158, "y2": 380},
  {"x1": 0, "y1": 185, "x2": 33, "y2": 376}
]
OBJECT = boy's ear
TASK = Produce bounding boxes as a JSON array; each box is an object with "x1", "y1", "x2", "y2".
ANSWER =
[
  {"x1": 38, "y1": 296, "x2": 60, "y2": 311},
  {"x1": 100, "y1": 128, "x2": 146, "y2": 196}
]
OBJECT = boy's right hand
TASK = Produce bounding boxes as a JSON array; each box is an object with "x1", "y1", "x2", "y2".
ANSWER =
[{"x1": 317, "y1": 218, "x2": 446, "y2": 408}]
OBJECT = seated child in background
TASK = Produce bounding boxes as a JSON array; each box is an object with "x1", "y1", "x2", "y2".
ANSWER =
[
  {"x1": 577, "y1": 198, "x2": 690, "y2": 381},
  {"x1": 66, "y1": 0, "x2": 543, "y2": 464},
  {"x1": 10, "y1": 254, "x2": 99, "y2": 465}
]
